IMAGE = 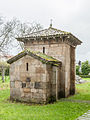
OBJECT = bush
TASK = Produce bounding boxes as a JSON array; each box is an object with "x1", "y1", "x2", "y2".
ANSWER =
[
  {"x1": 80, "y1": 75, "x2": 90, "y2": 78},
  {"x1": 81, "y1": 61, "x2": 90, "y2": 75},
  {"x1": 0, "y1": 67, "x2": 9, "y2": 76},
  {"x1": 76, "y1": 65, "x2": 81, "y2": 75},
  {"x1": 5, "y1": 67, "x2": 9, "y2": 76}
]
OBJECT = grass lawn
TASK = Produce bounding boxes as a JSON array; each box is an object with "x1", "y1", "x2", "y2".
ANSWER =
[
  {"x1": 0, "y1": 76, "x2": 10, "y2": 89},
  {"x1": 82, "y1": 78, "x2": 90, "y2": 81},
  {"x1": 69, "y1": 78, "x2": 90, "y2": 101},
  {"x1": 0, "y1": 77, "x2": 90, "y2": 120}
]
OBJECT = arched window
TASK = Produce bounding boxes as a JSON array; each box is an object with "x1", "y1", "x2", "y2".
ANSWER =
[
  {"x1": 43, "y1": 47, "x2": 45, "y2": 54},
  {"x1": 26, "y1": 63, "x2": 28, "y2": 71}
]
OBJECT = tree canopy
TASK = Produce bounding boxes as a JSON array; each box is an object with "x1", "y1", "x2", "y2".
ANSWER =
[
  {"x1": 81, "y1": 61, "x2": 90, "y2": 75},
  {"x1": 0, "y1": 16, "x2": 43, "y2": 54}
]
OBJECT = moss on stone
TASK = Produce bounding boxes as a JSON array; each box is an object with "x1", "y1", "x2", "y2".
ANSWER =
[{"x1": 7, "y1": 49, "x2": 62, "y2": 67}]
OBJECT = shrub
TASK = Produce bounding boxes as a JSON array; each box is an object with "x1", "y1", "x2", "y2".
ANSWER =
[
  {"x1": 76, "y1": 65, "x2": 80, "y2": 75},
  {"x1": 80, "y1": 75, "x2": 90, "y2": 78},
  {"x1": 5, "y1": 67, "x2": 9, "y2": 76},
  {"x1": 81, "y1": 61, "x2": 90, "y2": 75}
]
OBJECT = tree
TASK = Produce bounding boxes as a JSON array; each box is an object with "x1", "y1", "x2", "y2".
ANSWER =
[
  {"x1": 0, "y1": 61, "x2": 9, "y2": 82},
  {"x1": 81, "y1": 60, "x2": 90, "y2": 75},
  {"x1": 76, "y1": 65, "x2": 80, "y2": 75},
  {"x1": 0, "y1": 16, "x2": 43, "y2": 53}
]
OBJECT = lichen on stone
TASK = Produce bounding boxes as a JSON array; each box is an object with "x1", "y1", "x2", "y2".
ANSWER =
[{"x1": 7, "y1": 49, "x2": 62, "y2": 67}]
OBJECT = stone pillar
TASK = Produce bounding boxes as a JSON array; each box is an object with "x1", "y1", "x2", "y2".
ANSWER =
[{"x1": 70, "y1": 46, "x2": 75, "y2": 95}]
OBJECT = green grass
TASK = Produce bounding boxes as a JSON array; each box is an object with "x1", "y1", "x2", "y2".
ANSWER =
[
  {"x1": 0, "y1": 76, "x2": 10, "y2": 89},
  {"x1": 69, "y1": 78, "x2": 90, "y2": 101},
  {"x1": 0, "y1": 77, "x2": 90, "y2": 120},
  {"x1": 82, "y1": 78, "x2": 90, "y2": 81},
  {"x1": 0, "y1": 89, "x2": 90, "y2": 120},
  {"x1": 0, "y1": 76, "x2": 10, "y2": 83}
]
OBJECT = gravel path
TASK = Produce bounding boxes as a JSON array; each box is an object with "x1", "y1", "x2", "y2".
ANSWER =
[
  {"x1": 60, "y1": 99, "x2": 90, "y2": 104},
  {"x1": 76, "y1": 110, "x2": 90, "y2": 120},
  {"x1": 60, "y1": 99, "x2": 90, "y2": 120}
]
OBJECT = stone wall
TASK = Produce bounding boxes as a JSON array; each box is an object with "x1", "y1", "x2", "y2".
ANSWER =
[
  {"x1": 70, "y1": 46, "x2": 75, "y2": 95},
  {"x1": 10, "y1": 55, "x2": 61, "y2": 103},
  {"x1": 25, "y1": 41, "x2": 71, "y2": 97}
]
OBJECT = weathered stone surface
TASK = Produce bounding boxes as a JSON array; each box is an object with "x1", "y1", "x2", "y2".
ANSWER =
[
  {"x1": 41, "y1": 74, "x2": 46, "y2": 82},
  {"x1": 34, "y1": 82, "x2": 42, "y2": 89},
  {"x1": 15, "y1": 81, "x2": 22, "y2": 88},
  {"x1": 10, "y1": 88, "x2": 21, "y2": 100},
  {"x1": 36, "y1": 67, "x2": 45, "y2": 74},
  {"x1": 10, "y1": 81, "x2": 15, "y2": 88},
  {"x1": 26, "y1": 77, "x2": 31, "y2": 82},
  {"x1": 22, "y1": 83, "x2": 26, "y2": 88},
  {"x1": 70, "y1": 46, "x2": 75, "y2": 95},
  {"x1": 23, "y1": 88, "x2": 31, "y2": 93},
  {"x1": 9, "y1": 39, "x2": 77, "y2": 103},
  {"x1": 26, "y1": 82, "x2": 30, "y2": 88},
  {"x1": 31, "y1": 88, "x2": 37, "y2": 93},
  {"x1": 30, "y1": 82, "x2": 34, "y2": 88},
  {"x1": 25, "y1": 42, "x2": 76, "y2": 98}
]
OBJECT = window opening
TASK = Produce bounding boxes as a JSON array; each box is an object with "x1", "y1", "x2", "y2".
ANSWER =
[
  {"x1": 43, "y1": 47, "x2": 45, "y2": 54},
  {"x1": 26, "y1": 63, "x2": 28, "y2": 71}
]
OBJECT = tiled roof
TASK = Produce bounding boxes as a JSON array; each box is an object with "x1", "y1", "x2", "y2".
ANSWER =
[
  {"x1": 16, "y1": 26, "x2": 82, "y2": 46},
  {"x1": 22, "y1": 27, "x2": 69, "y2": 38},
  {"x1": 7, "y1": 49, "x2": 62, "y2": 67}
]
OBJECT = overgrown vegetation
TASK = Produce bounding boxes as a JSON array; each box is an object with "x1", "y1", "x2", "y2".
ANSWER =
[{"x1": 0, "y1": 77, "x2": 90, "y2": 120}]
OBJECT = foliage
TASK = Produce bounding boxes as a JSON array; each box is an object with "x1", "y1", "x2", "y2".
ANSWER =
[
  {"x1": 0, "y1": 61, "x2": 10, "y2": 76},
  {"x1": 0, "y1": 76, "x2": 10, "y2": 89},
  {"x1": 0, "y1": 61, "x2": 9, "y2": 67},
  {"x1": 0, "y1": 76, "x2": 10, "y2": 83},
  {"x1": 76, "y1": 65, "x2": 80, "y2": 75},
  {"x1": 5, "y1": 67, "x2": 9, "y2": 76},
  {"x1": 76, "y1": 60, "x2": 90, "y2": 75},
  {"x1": 80, "y1": 75, "x2": 90, "y2": 78},
  {"x1": 81, "y1": 61, "x2": 90, "y2": 75}
]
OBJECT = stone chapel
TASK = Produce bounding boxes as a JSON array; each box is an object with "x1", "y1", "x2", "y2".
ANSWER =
[{"x1": 7, "y1": 25, "x2": 82, "y2": 104}]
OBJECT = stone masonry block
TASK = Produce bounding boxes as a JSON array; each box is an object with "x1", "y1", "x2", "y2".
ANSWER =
[
  {"x1": 10, "y1": 81, "x2": 15, "y2": 88},
  {"x1": 15, "y1": 81, "x2": 22, "y2": 88},
  {"x1": 31, "y1": 89, "x2": 37, "y2": 93},
  {"x1": 23, "y1": 88, "x2": 31, "y2": 93},
  {"x1": 36, "y1": 67, "x2": 45, "y2": 74}
]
